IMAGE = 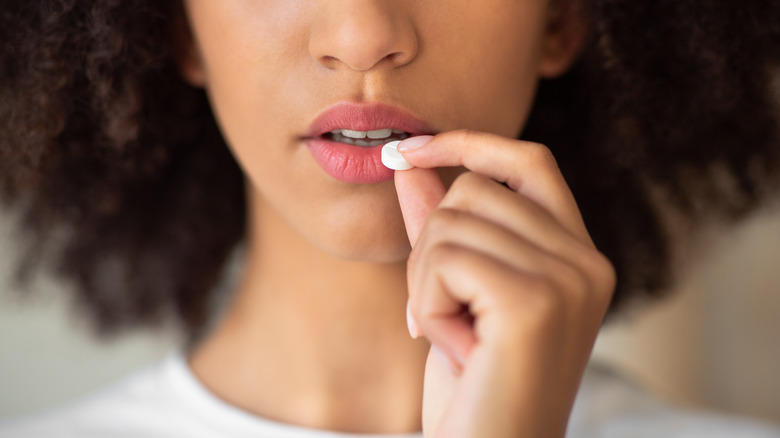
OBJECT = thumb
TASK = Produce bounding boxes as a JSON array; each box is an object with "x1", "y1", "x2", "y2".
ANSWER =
[{"x1": 394, "y1": 166, "x2": 446, "y2": 246}]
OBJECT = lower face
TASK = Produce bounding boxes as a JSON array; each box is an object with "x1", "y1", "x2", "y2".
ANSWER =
[{"x1": 182, "y1": 0, "x2": 551, "y2": 262}]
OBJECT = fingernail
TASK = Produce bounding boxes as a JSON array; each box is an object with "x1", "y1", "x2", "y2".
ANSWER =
[
  {"x1": 432, "y1": 345, "x2": 462, "y2": 375},
  {"x1": 406, "y1": 301, "x2": 420, "y2": 339},
  {"x1": 398, "y1": 135, "x2": 434, "y2": 152}
]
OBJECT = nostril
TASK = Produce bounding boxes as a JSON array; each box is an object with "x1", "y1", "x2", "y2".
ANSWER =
[
  {"x1": 317, "y1": 55, "x2": 340, "y2": 70},
  {"x1": 386, "y1": 51, "x2": 408, "y2": 65}
]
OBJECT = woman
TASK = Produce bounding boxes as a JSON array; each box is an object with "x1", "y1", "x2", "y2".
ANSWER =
[{"x1": 1, "y1": 0, "x2": 779, "y2": 436}]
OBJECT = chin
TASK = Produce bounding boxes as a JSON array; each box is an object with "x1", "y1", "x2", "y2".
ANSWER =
[
  {"x1": 314, "y1": 223, "x2": 412, "y2": 264},
  {"x1": 302, "y1": 189, "x2": 413, "y2": 263}
]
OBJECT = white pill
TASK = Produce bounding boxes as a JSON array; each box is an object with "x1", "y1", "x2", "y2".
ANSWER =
[{"x1": 381, "y1": 141, "x2": 414, "y2": 171}]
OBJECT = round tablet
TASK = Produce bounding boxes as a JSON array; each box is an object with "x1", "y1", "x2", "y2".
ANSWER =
[{"x1": 381, "y1": 141, "x2": 414, "y2": 171}]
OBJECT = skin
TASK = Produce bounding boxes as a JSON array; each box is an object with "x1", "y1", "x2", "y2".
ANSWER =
[{"x1": 178, "y1": 0, "x2": 614, "y2": 436}]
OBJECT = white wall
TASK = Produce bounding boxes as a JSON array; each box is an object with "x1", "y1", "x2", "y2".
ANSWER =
[
  {"x1": 0, "y1": 288, "x2": 180, "y2": 418},
  {"x1": 593, "y1": 204, "x2": 780, "y2": 423},
  {"x1": 0, "y1": 211, "x2": 181, "y2": 419}
]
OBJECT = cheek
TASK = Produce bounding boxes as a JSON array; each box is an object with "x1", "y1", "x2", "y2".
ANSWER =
[
  {"x1": 419, "y1": 3, "x2": 548, "y2": 137},
  {"x1": 185, "y1": 1, "x2": 309, "y2": 151}
]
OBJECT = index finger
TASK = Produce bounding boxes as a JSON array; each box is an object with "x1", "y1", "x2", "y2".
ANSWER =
[{"x1": 398, "y1": 130, "x2": 590, "y2": 242}]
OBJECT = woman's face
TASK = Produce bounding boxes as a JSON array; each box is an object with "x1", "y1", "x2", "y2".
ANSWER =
[{"x1": 180, "y1": 0, "x2": 581, "y2": 262}]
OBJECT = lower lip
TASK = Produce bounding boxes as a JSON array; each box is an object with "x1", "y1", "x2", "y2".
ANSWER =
[{"x1": 307, "y1": 138, "x2": 395, "y2": 184}]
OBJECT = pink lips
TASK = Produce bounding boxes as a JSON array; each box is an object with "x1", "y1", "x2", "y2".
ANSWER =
[{"x1": 304, "y1": 102, "x2": 433, "y2": 184}]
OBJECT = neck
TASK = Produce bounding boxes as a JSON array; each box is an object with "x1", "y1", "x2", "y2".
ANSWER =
[{"x1": 190, "y1": 186, "x2": 428, "y2": 434}]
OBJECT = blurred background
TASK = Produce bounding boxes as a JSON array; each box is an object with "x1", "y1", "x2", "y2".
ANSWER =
[{"x1": 1, "y1": 203, "x2": 779, "y2": 424}]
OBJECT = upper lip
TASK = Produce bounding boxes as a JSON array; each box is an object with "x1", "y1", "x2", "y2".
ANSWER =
[{"x1": 304, "y1": 101, "x2": 435, "y2": 139}]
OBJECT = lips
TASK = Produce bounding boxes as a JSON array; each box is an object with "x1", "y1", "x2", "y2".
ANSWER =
[{"x1": 304, "y1": 102, "x2": 434, "y2": 184}]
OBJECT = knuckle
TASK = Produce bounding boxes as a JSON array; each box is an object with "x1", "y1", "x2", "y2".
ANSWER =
[
  {"x1": 427, "y1": 207, "x2": 463, "y2": 230},
  {"x1": 450, "y1": 170, "x2": 481, "y2": 191},
  {"x1": 582, "y1": 249, "x2": 617, "y2": 294},
  {"x1": 506, "y1": 276, "x2": 562, "y2": 313},
  {"x1": 445, "y1": 128, "x2": 482, "y2": 144},
  {"x1": 562, "y1": 248, "x2": 617, "y2": 316},
  {"x1": 556, "y1": 262, "x2": 590, "y2": 297},
  {"x1": 509, "y1": 281, "x2": 567, "y2": 328},
  {"x1": 442, "y1": 173, "x2": 474, "y2": 207},
  {"x1": 416, "y1": 209, "x2": 464, "y2": 251},
  {"x1": 524, "y1": 142, "x2": 558, "y2": 170},
  {"x1": 445, "y1": 172, "x2": 489, "y2": 206},
  {"x1": 593, "y1": 252, "x2": 618, "y2": 295},
  {"x1": 426, "y1": 241, "x2": 462, "y2": 267}
]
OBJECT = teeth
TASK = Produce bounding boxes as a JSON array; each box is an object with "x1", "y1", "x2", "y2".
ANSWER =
[
  {"x1": 328, "y1": 130, "x2": 411, "y2": 147},
  {"x1": 335, "y1": 128, "x2": 395, "y2": 140},
  {"x1": 341, "y1": 129, "x2": 367, "y2": 139},
  {"x1": 367, "y1": 129, "x2": 392, "y2": 139}
]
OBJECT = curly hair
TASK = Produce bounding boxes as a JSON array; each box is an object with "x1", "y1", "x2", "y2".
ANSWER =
[{"x1": 1, "y1": 0, "x2": 779, "y2": 336}]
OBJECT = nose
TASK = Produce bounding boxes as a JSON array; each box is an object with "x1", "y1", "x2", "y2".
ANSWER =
[{"x1": 309, "y1": 1, "x2": 418, "y2": 72}]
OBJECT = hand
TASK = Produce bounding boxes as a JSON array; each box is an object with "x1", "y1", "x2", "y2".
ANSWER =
[{"x1": 394, "y1": 131, "x2": 616, "y2": 438}]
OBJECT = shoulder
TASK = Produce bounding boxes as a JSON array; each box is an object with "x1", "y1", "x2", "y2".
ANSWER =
[
  {"x1": 0, "y1": 353, "x2": 190, "y2": 438},
  {"x1": 569, "y1": 364, "x2": 780, "y2": 438}
]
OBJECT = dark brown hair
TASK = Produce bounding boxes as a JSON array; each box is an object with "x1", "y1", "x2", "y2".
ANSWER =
[{"x1": 1, "y1": 0, "x2": 779, "y2": 335}]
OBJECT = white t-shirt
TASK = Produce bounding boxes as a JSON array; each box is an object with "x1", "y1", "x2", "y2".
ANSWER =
[{"x1": 1, "y1": 352, "x2": 779, "y2": 438}]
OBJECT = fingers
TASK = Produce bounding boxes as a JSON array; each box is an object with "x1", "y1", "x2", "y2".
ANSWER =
[
  {"x1": 394, "y1": 166, "x2": 446, "y2": 246},
  {"x1": 398, "y1": 130, "x2": 590, "y2": 242},
  {"x1": 406, "y1": 212, "x2": 606, "y2": 368},
  {"x1": 410, "y1": 243, "x2": 516, "y2": 365},
  {"x1": 411, "y1": 206, "x2": 589, "y2": 297},
  {"x1": 393, "y1": 130, "x2": 616, "y2": 379},
  {"x1": 404, "y1": 172, "x2": 610, "y2": 303},
  {"x1": 437, "y1": 172, "x2": 603, "y2": 283},
  {"x1": 397, "y1": 131, "x2": 616, "y2": 438},
  {"x1": 409, "y1": 242, "x2": 594, "y2": 377}
]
